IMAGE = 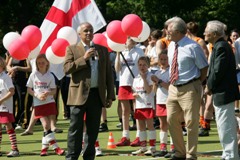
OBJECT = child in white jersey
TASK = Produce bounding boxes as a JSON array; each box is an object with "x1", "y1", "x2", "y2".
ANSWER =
[
  {"x1": 131, "y1": 56, "x2": 156, "y2": 156},
  {"x1": 151, "y1": 50, "x2": 175, "y2": 157},
  {"x1": 26, "y1": 54, "x2": 64, "y2": 156},
  {"x1": 0, "y1": 57, "x2": 19, "y2": 157},
  {"x1": 115, "y1": 38, "x2": 144, "y2": 146}
]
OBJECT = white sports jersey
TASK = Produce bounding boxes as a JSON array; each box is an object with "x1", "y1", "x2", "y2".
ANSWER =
[
  {"x1": 148, "y1": 46, "x2": 159, "y2": 71},
  {"x1": 155, "y1": 67, "x2": 169, "y2": 104},
  {"x1": 132, "y1": 72, "x2": 155, "y2": 109},
  {"x1": 26, "y1": 71, "x2": 56, "y2": 107},
  {"x1": 119, "y1": 47, "x2": 144, "y2": 86},
  {"x1": 0, "y1": 72, "x2": 14, "y2": 113}
]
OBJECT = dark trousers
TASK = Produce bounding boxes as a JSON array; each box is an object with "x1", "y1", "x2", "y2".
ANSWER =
[
  {"x1": 60, "y1": 76, "x2": 70, "y2": 118},
  {"x1": 66, "y1": 88, "x2": 102, "y2": 160},
  {"x1": 13, "y1": 83, "x2": 27, "y2": 125}
]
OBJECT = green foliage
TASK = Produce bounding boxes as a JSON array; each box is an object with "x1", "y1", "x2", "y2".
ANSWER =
[{"x1": 0, "y1": 0, "x2": 240, "y2": 54}]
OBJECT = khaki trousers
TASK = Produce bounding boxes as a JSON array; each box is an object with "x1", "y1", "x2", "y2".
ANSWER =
[{"x1": 166, "y1": 80, "x2": 202, "y2": 159}]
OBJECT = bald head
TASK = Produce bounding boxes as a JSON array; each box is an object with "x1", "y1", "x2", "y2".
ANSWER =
[{"x1": 77, "y1": 22, "x2": 94, "y2": 45}]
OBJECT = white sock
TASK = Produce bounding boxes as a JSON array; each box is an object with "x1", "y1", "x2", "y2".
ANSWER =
[
  {"x1": 159, "y1": 131, "x2": 168, "y2": 144},
  {"x1": 122, "y1": 130, "x2": 130, "y2": 139}
]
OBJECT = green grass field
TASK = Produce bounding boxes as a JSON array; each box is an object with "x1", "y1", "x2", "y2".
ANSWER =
[{"x1": 1, "y1": 100, "x2": 223, "y2": 160}]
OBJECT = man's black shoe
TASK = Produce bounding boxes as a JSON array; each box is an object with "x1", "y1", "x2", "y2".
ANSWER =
[{"x1": 169, "y1": 154, "x2": 186, "y2": 160}]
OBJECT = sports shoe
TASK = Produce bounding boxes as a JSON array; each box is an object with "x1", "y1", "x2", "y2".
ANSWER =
[
  {"x1": 53, "y1": 128, "x2": 63, "y2": 133},
  {"x1": 95, "y1": 147, "x2": 103, "y2": 156},
  {"x1": 99, "y1": 123, "x2": 108, "y2": 132},
  {"x1": 144, "y1": 147, "x2": 156, "y2": 156},
  {"x1": 129, "y1": 125, "x2": 137, "y2": 131},
  {"x1": 54, "y1": 147, "x2": 65, "y2": 155},
  {"x1": 40, "y1": 148, "x2": 48, "y2": 156},
  {"x1": 116, "y1": 137, "x2": 130, "y2": 146},
  {"x1": 130, "y1": 137, "x2": 140, "y2": 147},
  {"x1": 116, "y1": 123, "x2": 122, "y2": 128},
  {"x1": 152, "y1": 150, "x2": 168, "y2": 157},
  {"x1": 7, "y1": 150, "x2": 20, "y2": 157},
  {"x1": 164, "y1": 148, "x2": 175, "y2": 158},
  {"x1": 0, "y1": 152, "x2": 2, "y2": 156},
  {"x1": 15, "y1": 125, "x2": 23, "y2": 130},
  {"x1": 199, "y1": 128, "x2": 209, "y2": 136},
  {"x1": 20, "y1": 131, "x2": 33, "y2": 136},
  {"x1": 152, "y1": 143, "x2": 168, "y2": 157},
  {"x1": 132, "y1": 147, "x2": 147, "y2": 155}
]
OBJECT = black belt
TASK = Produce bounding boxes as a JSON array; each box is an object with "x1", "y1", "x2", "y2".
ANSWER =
[
  {"x1": 173, "y1": 78, "x2": 199, "y2": 87},
  {"x1": 90, "y1": 87, "x2": 98, "y2": 91}
]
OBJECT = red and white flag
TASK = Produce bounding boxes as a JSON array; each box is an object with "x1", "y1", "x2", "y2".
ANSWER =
[{"x1": 39, "y1": 0, "x2": 106, "y2": 53}]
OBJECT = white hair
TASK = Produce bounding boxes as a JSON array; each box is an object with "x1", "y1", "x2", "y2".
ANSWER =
[{"x1": 206, "y1": 20, "x2": 225, "y2": 37}]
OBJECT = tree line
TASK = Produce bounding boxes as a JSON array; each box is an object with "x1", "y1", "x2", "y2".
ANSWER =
[{"x1": 0, "y1": 0, "x2": 239, "y2": 55}]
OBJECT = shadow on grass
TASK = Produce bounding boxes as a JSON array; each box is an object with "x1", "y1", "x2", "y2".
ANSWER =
[{"x1": 198, "y1": 150, "x2": 222, "y2": 158}]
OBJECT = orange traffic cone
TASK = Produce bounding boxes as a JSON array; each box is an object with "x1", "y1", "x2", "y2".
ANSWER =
[{"x1": 107, "y1": 132, "x2": 116, "y2": 149}]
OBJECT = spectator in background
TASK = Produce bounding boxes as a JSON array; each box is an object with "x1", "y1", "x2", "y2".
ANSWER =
[
  {"x1": 204, "y1": 20, "x2": 240, "y2": 160},
  {"x1": 186, "y1": 21, "x2": 211, "y2": 137},
  {"x1": 146, "y1": 29, "x2": 162, "y2": 74},
  {"x1": 7, "y1": 57, "x2": 31, "y2": 130}
]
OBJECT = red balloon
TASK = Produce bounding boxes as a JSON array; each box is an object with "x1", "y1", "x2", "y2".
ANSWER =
[
  {"x1": 93, "y1": 33, "x2": 112, "y2": 52},
  {"x1": 122, "y1": 14, "x2": 143, "y2": 37},
  {"x1": 93, "y1": 33, "x2": 107, "y2": 46},
  {"x1": 51, "y1": 38, "x2": 70, "y2": 57},
  {"x1": 106, "y1": 20, "x2": 127, "y2": 44},
  {"x1": 21, "y1": 25, "x2": 42, "y2": 50},
  {"x1": 8, "y1": 38, "x2": 30, "y2": 60}
]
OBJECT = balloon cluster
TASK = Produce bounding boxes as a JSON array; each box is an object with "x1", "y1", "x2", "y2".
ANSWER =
[
  {"x1": 93, "y1": 14, "x2": 150, "y2": 52},
  {"x1": 3, "y1": 25, "x2": 42, "y2": 60},
  {"x1": 45, "y1": 26, "x2": 78, "y2": 64},
  {"x1": 2, "y1": 25, "x2": 78, "y2": 64}
]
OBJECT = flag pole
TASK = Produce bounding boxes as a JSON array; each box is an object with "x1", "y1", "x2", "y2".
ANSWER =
[{"x1": 120, "y1": 52, "x2": 135, "y2": 78}]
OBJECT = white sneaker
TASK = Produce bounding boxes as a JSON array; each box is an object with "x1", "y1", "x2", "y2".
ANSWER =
[
  {"x1": 15, "y1": 125, "x2": 23, "y2": 130},
  {"x1": 7, "y1": 150, "x2": 20, "y2": 157},
  {"x1": 132, "y1": 147, "x2": 147, "y2": 155},
  {"x1": 116, "y1": 123, "x2": 122, "y2": 128},
  {"x1": 95, "y1": 147, "x2": 103, "y2": 156},
  {"x1": 144, "y1": 147, "x2": 156, "y2": 156}
]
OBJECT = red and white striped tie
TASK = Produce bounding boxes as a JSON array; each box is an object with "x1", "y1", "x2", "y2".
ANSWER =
[{"x1": 170, "y1": 43, "x2": 179, "y2": 84}]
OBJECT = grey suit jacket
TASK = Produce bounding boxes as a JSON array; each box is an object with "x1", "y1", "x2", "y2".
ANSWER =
[{"x1": 63, "y1": 42, "x2": 115, "y2": 106}]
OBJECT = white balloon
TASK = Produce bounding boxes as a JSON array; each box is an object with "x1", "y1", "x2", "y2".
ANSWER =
[
  {"x1": 107, "y1": 38, "x2": 126, "y2": 52},
  {"x1": 3, "y1": 32, "x2": 21, "y2": 50},
  {"x1": 57, "y1": 26, "x2": 78, "y2": 45},
  {"x1": 28, "y1": 45, "x2": 40, "y2": 60},
  {"x1": 46, "y1": 46, "x2": 65, "y2": 64},
  {"x1": 131, "y1": 21, "x2": 150, "y2": 42}
]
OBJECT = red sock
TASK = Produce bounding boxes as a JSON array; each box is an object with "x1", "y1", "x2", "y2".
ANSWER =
[{"x1": 7, "y1": 129, "x2": 18, "y2": 151}]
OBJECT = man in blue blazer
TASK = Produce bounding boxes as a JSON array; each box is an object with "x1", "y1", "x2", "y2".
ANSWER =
[{"x1": 204, "y1": 20, "x2": 240, "y2": 160}]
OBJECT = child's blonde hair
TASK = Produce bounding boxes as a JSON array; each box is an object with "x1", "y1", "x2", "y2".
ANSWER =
[
  {"x1": 0, "y1": 57, "x2": 6, "y2": 71},
  {"x1": 35, "y1": 54, "x2": 50, "y2": 71}
]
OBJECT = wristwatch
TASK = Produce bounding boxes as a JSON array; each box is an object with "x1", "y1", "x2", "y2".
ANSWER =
[{"x1": 158, "y1": 79, "x2": 163, "y2": 87}]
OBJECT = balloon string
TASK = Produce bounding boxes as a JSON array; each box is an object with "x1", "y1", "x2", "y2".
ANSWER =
[{"x1": 120, "y1": 52, "x2": 135, "y2": 79}]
